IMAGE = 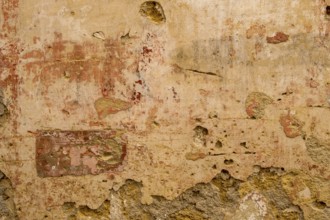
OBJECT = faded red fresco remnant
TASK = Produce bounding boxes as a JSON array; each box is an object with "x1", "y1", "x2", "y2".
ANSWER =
[
  {"x1": 266, "y1": 32, "x2": 289, "y2": 44},
  {"x1": 245, "y1": 92, "x2": 273, "y2": 119},
  {"x1": 36, "y1": 130, "x2": 127, "y2": 177},
  {"x1": 0, "y1": 0, "x2": 20, "y2": 132},
  {"x1": 279, "y1": 114, "x2": 304, "y2": 138},
  {"x1": 246, "y1": 24, "x2": 266, "y2": 39}
]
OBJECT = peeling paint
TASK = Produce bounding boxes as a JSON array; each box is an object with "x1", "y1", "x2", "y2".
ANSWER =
[{"x1": 36, "y1": 130, "x2": 126, "y2": 177}]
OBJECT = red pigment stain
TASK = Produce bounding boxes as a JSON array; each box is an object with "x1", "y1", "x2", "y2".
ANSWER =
[
  {"x1": 23, "y1": 32, "x2": 140, "y2": 98},
  {"x1": 142, "y1": 46, "x2": 153, "y2": 55},
  {"x1": 266, "y1": 32, "x2": 289, "y2": 44},
  {"x1": 279, "y1": 114, "x2": 304, "y2": 138},
  {"x1": 36, "y1": 130, "x2": 127, "y2": 177},
  {"x1": 131, "y1": 80, "x2": 144, "y2": 103},
  {"x1": 246, "y1": 101, "x2": 259, "y2": 118},
  {"x1": 0, "y1": 0, "x2": 20, "y2": 132}
]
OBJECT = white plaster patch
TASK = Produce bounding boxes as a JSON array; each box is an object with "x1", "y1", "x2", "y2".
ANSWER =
[
  {"x1": 240, "y1": 192, "x2": 268, "y2": 218},
  {"x1": 298, "y1": 187, "x2": 311, "y2": 200}
]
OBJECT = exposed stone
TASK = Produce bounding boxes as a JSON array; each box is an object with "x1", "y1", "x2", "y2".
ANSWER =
[
  {"x1": 62, "y1": 200, "x2": 110, "y2": 220},
  {"x1": 0, "y1": 171, "x2": 18, "y2": 219},
  {"x1": 1, "y1": 0, "x2": 330, "y2": 219},
  {"x1": 139, "y1": 1, "x2": 166, "y2": 24},
  {"x1": 193, "y1": 126, "x2": 208, "y2": 147},
  {"x1": 281, "y1": 171, "x2": 330, "y2": 220},
  {"x1": 305, "y1": 136, "x2": 330, "y2": 165},
  {"x1": 238, "y1": 168, "x2": 304, "y2": 220},
  {"x1": 0, "y1": 89, "x2": 9, "y2": 125},
  {"x1": 107, "y1": 168, "x2": 309, "y2": 219}
]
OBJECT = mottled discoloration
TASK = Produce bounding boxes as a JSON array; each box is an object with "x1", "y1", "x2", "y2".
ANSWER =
[
  {"x1": 36, "y1": 130, "x2": 126, "y2": 177},
  {"x1": 185, "y1": 151, "x2": 206, "y2": 161},
  {"x1": 305, "y1": 136, "x2": 330, "y2": 165},
  {"x1": 94, "y1": 97, "x2": 132, "y2": 118},
  {"x1": 246, "y1": 24, "x2": 266, "y2": 39},
  {"x1": 245, "y1": 92, "x2": 273, "y2": 119},
  {"x1": 1, "y1": 0, "x2": 330, "y2": 219},
  {"x1": 279, "y1": 114, "x2": 304, "y2": 138}
]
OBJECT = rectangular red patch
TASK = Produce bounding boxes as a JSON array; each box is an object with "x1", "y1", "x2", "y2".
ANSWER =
[{"x1": 36, "y1": 130, "x2": 126, "y2": 177}]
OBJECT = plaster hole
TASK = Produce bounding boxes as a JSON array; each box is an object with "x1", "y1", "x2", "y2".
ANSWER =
[
  {"x1": 313, "y1": 200, "x2": 327, "y2": 209},
  {"x1": 140, "y1": 1, "x2": 166, "y2": 24},
  {"x1": 326, "y1": 6, "x2": 330, "y2": 16},
  {"x1": 194, "y1": 126, "x2": 208, "y2": 135},
  {"x1": 195, "y1": 118, "x2": 202, "y2": 122},
  {"x1": 192, "y1": 189, "x2": 200, "y2": 196},
  {"x1": 240, "y1": 142, "x2": 247, "y2": 148},
  {"x1": 220, "y1": 169, "x2": 230, "y2": 180},
  {"x1": 193, "y1": 126, "x2": 208, "y2": 146},
  {"x1": 224, "y1": 159, "x2": 234, "y2": 165},
  {"x1": 215, "y1": 140, "x2": 223, "y2": 148}
]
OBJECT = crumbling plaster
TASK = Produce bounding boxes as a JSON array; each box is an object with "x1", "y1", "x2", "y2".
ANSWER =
[{"x1": 0, "y1": 0, "x2": 329, "y2": 219}]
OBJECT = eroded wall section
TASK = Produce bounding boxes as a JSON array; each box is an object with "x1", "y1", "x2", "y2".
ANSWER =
[{"x1": 0, "y1": 0, "x2": 330, "y2": 219}]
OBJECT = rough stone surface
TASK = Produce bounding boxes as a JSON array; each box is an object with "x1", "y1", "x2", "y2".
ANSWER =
[
  {"x1": 0, "y1": 171, "x2": 18, "y2": 219},
  {"x1": 0, "y1": 0, "x2": 329, "y2": 219}
]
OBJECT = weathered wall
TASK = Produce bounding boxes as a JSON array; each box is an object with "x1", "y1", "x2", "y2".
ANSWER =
[{"x1": 0, "y1": 0, "x2": 330, "y2": 219}]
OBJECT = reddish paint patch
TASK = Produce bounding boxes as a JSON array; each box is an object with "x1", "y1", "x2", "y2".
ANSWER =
[
  {"x1": 0, "y1": 0, "x2": 20, "y2": 132},
  {"x1": 142, "y1": 46, "x2": 153, "y2": 55},
  {"x1": 246, "y1": 24, "x2": 266, "y2": 39},
  {"x1": 266, "y1": 32, "x2": 289, "y2": 44},
  {"x1": 279, "y1": 114, "x2": 304, "y2": 138},
  {"x1": 246, "y1": 101, "x2": 259, "y2": 118},
  {"x1": 131, "y1": 79, "x2": 145, "y2": 104},
  {"x1": 131, "y1": 91, "x2": 142, "y2": 102},
  {"x1": 138, "y1": 33, "x2": 165, "y2": 73},
  {"x1": 23, "y1": 33, "x2": 140, "y2": 98},
  {"x1": 245, "y1": 92, "x2": 273, "y2": 119},
  {"x1": 1, "y1": 0, "x2": 19, "y2": 35},
  {"x1": 36, "y1": 130, "x2": 126, "y2": 177}
]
